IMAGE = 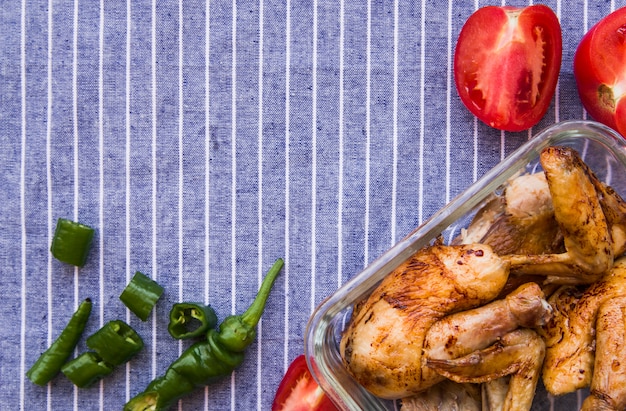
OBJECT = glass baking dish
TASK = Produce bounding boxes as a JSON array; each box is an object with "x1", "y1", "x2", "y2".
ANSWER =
[{"x1": 304, "y1": 120, "x2": 626, "y2": 410}]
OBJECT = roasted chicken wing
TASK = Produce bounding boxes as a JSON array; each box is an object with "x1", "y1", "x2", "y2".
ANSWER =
[
  {"x1": 590, "y1": 174, "x2": 626, "y2": 257},
  {"x1": 506, "y1": 146, "x2": 613, "y2": 284},
  {"x1": 456, "y1": 171, "x2": 563, "y2": 257},
  {"x1": 426, "y1": 328, "x2": 545, "y2": 411},
  {"x1": 540, "y1": 256, "x2": 626, "y2": 395},
  {"x1": 581, "y1": 296, "x2": 626, "y2": 411}
]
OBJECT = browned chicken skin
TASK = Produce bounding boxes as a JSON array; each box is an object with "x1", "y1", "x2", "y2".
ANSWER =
[
  {"x1": 505, "y1": 146, "x2": 616, "y2": 284},
  {"x1": 422, "y1": 282, "x2": 551, "y2": 373},
  {"x1": 426, "y1": 328, "x2": 545, "y2": 411},
  {"x1": 591, "y1": 176, "x2": 626, "y2": 256},
  {"x1": 482, "y1": 377, "x2": 511, "y2": 411},
  {"x1": 399, "y1": 380, "x2": 481, "y2": 411},
  {"x1": 581, "y1": 296, "x2": 626, "y2": 411},
  {"x1": 340, "y1": 244, "x2": 510, "y2": 399},
  {"x1": 461, "y1": 172, "x2": 564, "y2": 257},
  {"x1": 454, "y1": 171, "x2": 564, "y2": 256},
  {"x1": 421, "y1": 283, "x2": 551, "y2": 411},
  {"x1": 540, "y1": 256, "x2": 626, "y2": 395}
]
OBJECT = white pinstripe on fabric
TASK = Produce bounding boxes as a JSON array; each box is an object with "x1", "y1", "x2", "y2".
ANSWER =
[
  {"x1": 230, "y1": 0, "x2": 238, "y2": 408},
  {"x1": 256, "y1": 0, "x2": 265, "y2": 407},
  {"x1": 203, "y1": 0, "x2": 211, "y2": 408},
  {"x1": 364, "y1": 0, "x2": 371, "y2": 267},
  {"x1": 19, "y1": 0, "x2": 28, "y2": 408},
  {"x1": 150, "y1": 0, "x2": 159, "y2": 383},
  {"x1": 337, "y1": 0, "x2": 345, "y2": 291},
  {"x1": 45, "y1": 1, "x2": 53, "y2": 407},
  {"x1": 310, "y1": 0, "x2": 318, "y2": 317},
  {"x1": 124, "y1": 0, "x2": 133, "y2": 402},
  {"x1": 282, "y1": 0, "x2": 292, "y2": 377}
]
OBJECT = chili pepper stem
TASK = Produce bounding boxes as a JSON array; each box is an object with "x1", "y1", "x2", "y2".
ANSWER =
[{"x1": 240, "y1": 258, "x2": 284, "y2": 327}]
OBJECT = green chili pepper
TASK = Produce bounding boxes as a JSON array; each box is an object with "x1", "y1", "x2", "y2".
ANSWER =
[
  {"x1": 215, "y1": 257, "x2": 284, "y2": 352},
  {"x1": 50, "y1": 218, "x2": 95, "y2": 267},
  {"x1": 167, "y1": 302, "x2": 218, "y2": 340},
  {"x1": 26, "y1": 298, "x2": 92, "y2": 386},
  {"x1": 61, "y1": 351, "x2": 114, "y2": 388},
  {"x1": 86, "y1": 320, "x2": 144, "y2": 366},
  {"x1": 124, "y1": 258, "x2": 284, "y2": 411},
  {"x1": 120, "y1": 271, "x2": 164, "y2": 321}
]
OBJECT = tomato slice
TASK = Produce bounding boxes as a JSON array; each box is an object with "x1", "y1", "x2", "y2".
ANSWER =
[
  {"x1": 454, "y1": 5, "x2": 562, "y2": 132},
  {"x1": 272, "y1": 355, "x2": 339, "y2": 411},
  {"x1": 574, "y1": 6, "x2": 626, "y2": 137}
]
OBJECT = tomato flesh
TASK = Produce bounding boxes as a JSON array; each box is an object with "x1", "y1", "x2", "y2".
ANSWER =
[
  {"x1": 454, "y1": 5, "x2": 562, "y2": 132},
  {"x1": 574, "y1": 6, "x2": 626, "y2": 137},
  {"x1": 272, "y1": 355, "x2": 339, "y2": 411}
]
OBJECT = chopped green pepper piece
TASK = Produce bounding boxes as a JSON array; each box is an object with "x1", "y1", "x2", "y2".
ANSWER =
[
  {"x1": 50, "y1": 218, "x2": 95, "y2": 267},
  {"x1": 86, "y1": 320, "x2": 144, "y2": 366},
  {"x1": 26, "y1": 298, "x2": 92, "y2": 386},
  {"x1": 168, "y1": 303, "x2": 218, "y2": 340},
  {"x1": 120, "y1": 271, "x2": 164, "y2": 321},
  {"x1": 61, "y1": 351, "x2": 113, "y2": 388}
]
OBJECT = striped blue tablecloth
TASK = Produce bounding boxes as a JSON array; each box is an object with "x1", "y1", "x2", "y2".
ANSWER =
[{"x1": 1, "y1": 1, "x2": 623, "y2": 410}]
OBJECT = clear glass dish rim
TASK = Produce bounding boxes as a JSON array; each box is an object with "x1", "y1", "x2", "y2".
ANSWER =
[{"x1": 304, "y1": 119, "x2": 626, "y2": 411}]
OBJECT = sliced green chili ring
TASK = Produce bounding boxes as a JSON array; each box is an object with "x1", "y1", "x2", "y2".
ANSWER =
[
  {"x1": 61, "y1": 351, "x2": 114, "y2": 388},
  {"x1": 120, "y1": 271, "x2": 164, "y2": 321},
  {"x1": 167, "y1": 302, "x2": 217, "y2": 340},
  {"x1": 26, "y1": 298, "x2": 92, "y2": 386},
  {"x1": 50, "y1": 218, "x2": 95, "y2": 267},
  {"x1": 86, "y1": 320, "x2": 144, "y2": 366}
]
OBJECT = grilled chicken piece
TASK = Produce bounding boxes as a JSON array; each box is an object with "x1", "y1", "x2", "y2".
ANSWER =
[
  {"x1": 506, "y1": 146, "x2": 613, "y2": 284},
  {"x1": 421, "y1": 282, "x2": 551, "y2": 386},
  {"x1": 454, "y1": 172, "x2": 563, "y2": 256},
  {"x1": 482, "y1": 377, "x2": 510, "y2": 411},
  {"x1": 453, "y1": 171, "x2": 562, "y2": 297},
  {"x1": 426, "y1": 328, "x2": 545, "y2": 411},
  {"x1": 540, "y1": 256, "x2": 626, "y2": 395},
  {"x1": 590, "y1": 175, "x2": 626, "y2": 256},
  {"x1": 454, "y1": 193, "x2": 505, "y2": 245},
  {"x1": 581, "y1": 296, "x2": 626, "y2": 411},
  {"x1": 479, "y1": 172, "x2": 563, "y2": 256},
  {"x1": 400, "y1": 380, "x2": 481, "y2": 411},
  {"x1": 340, "y1": 244, "x2": 510, "y2": 399}
]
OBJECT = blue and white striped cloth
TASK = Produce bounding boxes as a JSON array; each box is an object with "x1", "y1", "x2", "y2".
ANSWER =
[{"x1": 1, "y1": 1, "x2": 623, "y2": 410}]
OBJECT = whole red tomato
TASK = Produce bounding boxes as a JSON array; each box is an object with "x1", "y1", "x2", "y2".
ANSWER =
[
  {"x1": 574, "y1": 6, "x2": 626, "y2": 137},
  {"x1": 454, "y1": 5, "x2": 562, "y2": 132},
  {"x1": 272, "y1": 355, "x2": 339, "y2": 411}
]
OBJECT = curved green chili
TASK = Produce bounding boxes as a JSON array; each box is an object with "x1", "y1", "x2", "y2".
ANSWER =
[
  {"x1": 168, "y1": 302, "x2": 218, "y2": 340},
  {"x1": 124, "y1": 258, "x2": 284, "y2": 411},
  {"x1": 216, "y1": 257, "x2": 285, "y2": 352},
  {"x1": 26, "y1": 298, "x2": 93, "y2": 386}
]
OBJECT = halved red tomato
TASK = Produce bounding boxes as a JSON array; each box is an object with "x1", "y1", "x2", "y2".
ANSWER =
[
  {"x1": 574, "y1": 6, "x2": 626, "y2": 137},
  {"x1": 454, "y1": 5, "x2": 562, "y2": 132},
  {"x1": 272, "y1": 355, "x2": 339, "y2": 411}
]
